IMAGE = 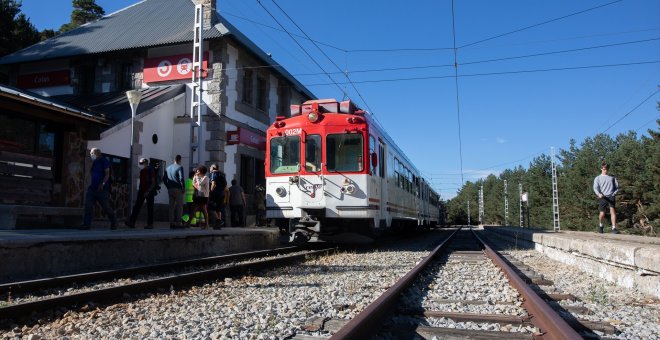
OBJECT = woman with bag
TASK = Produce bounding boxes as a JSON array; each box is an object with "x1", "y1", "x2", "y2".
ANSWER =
[{"x1": 192, "y1": 165, "x2": 210, "y2": 229}]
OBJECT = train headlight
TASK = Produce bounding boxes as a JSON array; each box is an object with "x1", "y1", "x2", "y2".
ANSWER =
[
  {"x1": 345, "y1": 184, "x2": 356, "y2": 194},
  {"x1": 276, "y1": 186, "x2": 287, "y2": 197},
  {"x1": 308, "y1": 111, "x2": 319, "y2": 123}
]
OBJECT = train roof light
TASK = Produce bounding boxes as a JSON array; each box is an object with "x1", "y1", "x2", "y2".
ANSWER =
[
  {"x1": 308, "y1": 111, "x2": 319, "y2": 123},
  {"x1": 347, "y1": 116, "x2": 363, "y2": 124}
]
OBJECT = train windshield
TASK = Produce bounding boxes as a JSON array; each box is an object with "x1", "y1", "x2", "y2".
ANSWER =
[
  {"x1": 270, "y1": 136, "x2": 300, "y2": 174},
  {"x1": 327, "y1": 133, "x2": 363, "y2": 172},
  {"x1": 305, "y1": 134, "x2": 322, "y2": 172}
]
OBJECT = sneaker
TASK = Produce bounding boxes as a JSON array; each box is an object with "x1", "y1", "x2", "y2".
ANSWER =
[
  {"x1": 598, "y1": 226, "x2": 604, "y2": 234},
  {"x1": 79, "y1": 225, "x2": 91, "y2": 230},
  {"x1": 611, "y1": 228, "x2": 619, "y2": 234},
  {"x1": 145, "y1": 225, "x2": 154, "y2": 229},
  {"x1": 125, "y1": 221, "x2": 135, "y2": 228}
]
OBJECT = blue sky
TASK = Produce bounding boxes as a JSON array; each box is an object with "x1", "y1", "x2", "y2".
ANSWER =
[{"x1": 20, "y1": 0, "x2": 660, "y2": 199}]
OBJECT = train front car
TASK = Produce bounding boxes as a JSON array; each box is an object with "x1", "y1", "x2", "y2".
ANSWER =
[{"x1": 266, "y1": 99, "x2": 375, "y2": 243}]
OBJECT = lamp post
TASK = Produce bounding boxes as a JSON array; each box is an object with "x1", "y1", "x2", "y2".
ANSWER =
[{"x1": 126, "y1": 90, "x2": 142, "y2": 209}]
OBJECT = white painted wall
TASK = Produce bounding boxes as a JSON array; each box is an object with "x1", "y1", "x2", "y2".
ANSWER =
[{"x1": 88, "y1": 94, "x2": 185, "y2": 204}]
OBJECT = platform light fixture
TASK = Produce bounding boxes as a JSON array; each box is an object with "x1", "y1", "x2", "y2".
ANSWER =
[{"x1": 126, "y1": 90, "x2": 142, "y2": 208}]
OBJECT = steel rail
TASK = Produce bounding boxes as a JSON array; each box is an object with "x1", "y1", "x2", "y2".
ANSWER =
[
  {"x1": 471, "y1": 229, "x2": 582, "y2": 340},
  {"x1": 0, "y1": 246, "x2": 303, "y2": 295},
  {"x1": 329, "y1": 228, "x2": 461, "y2": 339},
  {"x1": 0, "y1": 248, "x2": 334, "y2": 321}
]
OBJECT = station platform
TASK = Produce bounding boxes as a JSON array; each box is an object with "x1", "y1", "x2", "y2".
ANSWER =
[
  {"x1": 0, "y1": 221, "x2": 281, "y2": 283},
  {"x1": 483, "y1": 226, "x2": 660, "y2": 298}
]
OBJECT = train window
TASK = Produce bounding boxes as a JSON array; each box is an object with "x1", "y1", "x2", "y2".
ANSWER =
[
  {"x1": 305, "y1": 134, "x2": 322, "y2": 172},
  {"x1": 327, "y1": 133, "x2": 363, "y2": 172},
  {"x1": 269, "y1": 136, "x2": 300, "y2": 174}
]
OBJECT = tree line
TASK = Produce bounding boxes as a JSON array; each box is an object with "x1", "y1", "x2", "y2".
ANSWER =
[
  {"x1": 1, "y1": 0, "x2": 105, "y2": 58},
  {"x1": 445, "y1": 119, "x2": 659, "y2": 236}
]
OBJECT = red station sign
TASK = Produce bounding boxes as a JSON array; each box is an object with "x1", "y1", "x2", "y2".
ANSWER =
[
  {"x1": 143, "y1": 53, "x2": 208, "y2": 83},
  {"x1": 227, "y1": 128, "x2": 266, "y2": 150},
  {"x1": 17, "y1": 70, "x2": 70, "y2": 89}
]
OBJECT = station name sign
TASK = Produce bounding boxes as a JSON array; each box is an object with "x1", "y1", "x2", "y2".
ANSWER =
[
  {"x1": 17, "y1": 70, "x2": 70, "y2": 89},
  {"x1": 143, "y1": 53, "x2": 209, "y2": 83},
  {"x1": 227, "y1": 128, "x2": 266, "y2": 150}
]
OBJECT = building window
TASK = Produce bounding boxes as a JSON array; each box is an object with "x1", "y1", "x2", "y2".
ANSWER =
[
  {"x1": 256, "y1": 76, "x2": 267, "y2": 111},
  {"x1": 277, "y1": 85, "x2": 290, "y2": 117},
  {"x1": 117, "y1": 63, "x2": 133, "y2": 91},
  {"x1": 79, "y1": 65, "x2": 95, "y2": 94},
  {"x1": 242, "y1": 68, "x2": 253, "y2": 104}
]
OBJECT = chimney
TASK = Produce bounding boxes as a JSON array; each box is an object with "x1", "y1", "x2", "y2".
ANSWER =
[{"x1": 192, "y1": 0, "x2": 216, "y2": 28}]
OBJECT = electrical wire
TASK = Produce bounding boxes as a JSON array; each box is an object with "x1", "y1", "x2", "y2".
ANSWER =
[
  {"x1": 451, "y1": 0, "x2": 464, "y2": 186},
  {"x1": 301, "y1": 60, "x2": 660, "y2": 86},
  {"x1": 269, "y1": 0, "x2": 376, "y2": 115},
  {"x1": 603, "y1": 89, "x2": 660, "y2": 133},
  {"x1": 255, "y1": 0, "x2": 349, "y2": 99},
  {"x1": 459, "y1": 0, "x2": 624, "y2": 49}
]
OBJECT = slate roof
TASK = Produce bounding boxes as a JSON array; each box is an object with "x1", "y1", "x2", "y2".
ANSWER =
[
  {"x1": 0, "y1": 0, "x2": 223, "y2": 64},
  {"x1": 54, "y1": 85, "x2": 186, "y2": 123},
  {"x1": 0, "y1": 0, "x2": 315, "y2": 99}
]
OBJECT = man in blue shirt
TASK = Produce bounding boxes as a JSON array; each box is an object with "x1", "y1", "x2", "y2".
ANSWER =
[
  {"x1": 82, "y1": 148, "x2": 117, "y2": 229},
  {"x1": 165, "y1": 155, "x2": 185, "y2": 229}
]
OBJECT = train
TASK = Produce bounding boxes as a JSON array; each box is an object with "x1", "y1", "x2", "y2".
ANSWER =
[{"x1": 265, "y1": 99, "x2": 442, "y2": 242}]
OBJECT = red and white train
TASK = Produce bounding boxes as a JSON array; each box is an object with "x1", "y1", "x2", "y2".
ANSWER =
[{"x1": 265, "y1": 99, "x2": 442, "y2": 242}]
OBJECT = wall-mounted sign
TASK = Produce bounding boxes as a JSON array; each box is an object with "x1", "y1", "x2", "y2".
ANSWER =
[
  {"x1": 143, "y1": 53, "x2": 208, "y2": 83},
  {"x1": 226, "y1": 128, "x2": 266, "y2": 150},
  {"x1": 17, "y1": 70, "x2": 70, "y2": 89}
]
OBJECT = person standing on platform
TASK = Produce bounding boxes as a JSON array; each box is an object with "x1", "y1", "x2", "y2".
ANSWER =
[
  {"x1": 165, "y1": 155, "x2": 185, "y2": 229},
  {"x1": 593, "y1": 162, "x2": 619, "y2": 234},
  {"x1": 192, "y1": 165, "x2": 210, "y2": 229},
  {"x1": 209, "y1": 164, "x2": 227, "y2": 229},
  {"x1": 228, "y1": 179, "x2": 246, "y2": 227},
  {"x1": 126, "y1": 158, "x2": 156, "y2": 229},
  {"x1": 255, "y1": 184, "x2": 266, "y2": 227},
  {"x1": 183, "y1": 172, "x2": 195, "y2": 227},
  {"x1": 82, "y1": 148, "x2": 117, "y2": 230}
]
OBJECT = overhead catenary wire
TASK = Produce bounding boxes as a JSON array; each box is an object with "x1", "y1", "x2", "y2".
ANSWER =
[
  {"x1": 458, "y1": 0, "x2": 624, "y2": 49},
  {"x1": 255, "y1": 0, "x2": 349, "y2": 99},
  {"x1": 268, "y1": 0, "x2": 377, "y2": 115},
  {"x1": 603, "y1": 89, "x2": 660, "y2": 133},
  {"x1": 301, "y1": 60, "x2": 660, "y2": 86},
  {"x1": 451, "y1": 0, "x2": 465, "y2": 186}
]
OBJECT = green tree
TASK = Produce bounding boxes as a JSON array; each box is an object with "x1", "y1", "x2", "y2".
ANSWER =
[
  {"x1": 58, "y1": 0, "x2": 104, "y2": 33},
  {"x1": 0, "y1": 0, "x2": 40, "y2": 57}
]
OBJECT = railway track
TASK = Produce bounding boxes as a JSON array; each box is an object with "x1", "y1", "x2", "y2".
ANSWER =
[
  {"x1": 0, "y1": 246, "x2": 335, "y2": 322},
  {"x1": 329, "y1": 227, "x2": 585, "y2": 339}
]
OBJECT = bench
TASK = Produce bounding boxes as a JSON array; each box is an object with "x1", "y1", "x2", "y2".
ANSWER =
[{"x1": 0, "y1": 205, "x2": 83, "y2": 230}]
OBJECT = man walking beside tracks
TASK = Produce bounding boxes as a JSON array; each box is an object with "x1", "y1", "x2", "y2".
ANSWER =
[
  {"x1": 593, "y1": 162, "x2": 619, "y2": 234},
  {"x1": 165, "y1": 155, "x2": 185, "y2": 229},
  {"x1": 82, "y1": 148, "x2": 117, "y2": 229}
]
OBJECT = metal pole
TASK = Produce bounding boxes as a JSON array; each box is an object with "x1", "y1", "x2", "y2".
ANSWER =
[
  {"x1": 467, "y1": 200, "x2": 470, "y2": 226},
  {"x1": 519, "y1": 183, "x2": 523, "y2": 227},
  {"x1": 504, "y1": 179, "x2": 508, "y2": 226}
]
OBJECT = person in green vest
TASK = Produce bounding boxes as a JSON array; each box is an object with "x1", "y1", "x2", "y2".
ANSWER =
[{"x1": 183, "y1": 171, "x2": 195, "y2": 227}]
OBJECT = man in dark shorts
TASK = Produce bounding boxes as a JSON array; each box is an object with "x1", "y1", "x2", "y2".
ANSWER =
[
  {"x1": 593, "y1": 162, "x2": 619, "y2": 234},
  {"x1": 209, "y1": 164, "x2": 227, "y2": 229}
]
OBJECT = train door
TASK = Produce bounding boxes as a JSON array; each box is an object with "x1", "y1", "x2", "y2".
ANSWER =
[
  {"x1": 378, "y1": 140, "x2": 387, "y2": 228},
  {"x1": 368, "y1": 135, "x2": 381, "y2": 227}
]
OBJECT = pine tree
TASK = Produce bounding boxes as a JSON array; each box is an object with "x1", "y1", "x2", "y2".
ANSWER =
[
  {"x1": 0, "y1": 0, "x2": 40, "y2": 57},
  {"x1": 59, "y1": 0, "x2": 105, "y2": 33}
]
